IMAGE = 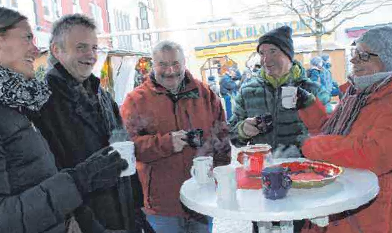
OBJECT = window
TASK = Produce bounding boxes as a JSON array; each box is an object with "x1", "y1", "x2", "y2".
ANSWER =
[
  {"x1": 139, "y1": 3, "x2": 150, "y2": 41},
  {"x1": 72, "y1": 0, "x2": 82, "y2": 13},
  {"x1": 114, "y1": 9, "x2": 132, "y2": 50},
  {"x1": 43, "y1": 0, "x2": 62, "y2": 22},
  {"x1": 89, "y1": 3, "x2": 104, "y2": 32}
]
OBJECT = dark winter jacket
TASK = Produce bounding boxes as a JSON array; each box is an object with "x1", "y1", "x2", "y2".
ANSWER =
[
  {"x1": 0, "y1": 104, "x2": 83, "y2": 233},
  {"x1": 230, "y1": 61, "x2": 329, "y2": 149},
  {"x1": 32, "y1": 63, "x2": 143, "y2": 231}
]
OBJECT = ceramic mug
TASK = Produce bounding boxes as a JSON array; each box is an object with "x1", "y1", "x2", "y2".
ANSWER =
[
  {"x1": 191, "y1": 156, "x2": 213, "y2": 184},
  {"x1": 281, "y1": 86, "x2": 298, "y2": 109},
  {"x1": 213, "y1": 165, "x2": 238, "y2": 209},
  {"x1": 111, "y1": 141, "x2": 136, "y2": 177},
  {"x1": 261, "y1": 166, "x2": 292, "y2": 200}
]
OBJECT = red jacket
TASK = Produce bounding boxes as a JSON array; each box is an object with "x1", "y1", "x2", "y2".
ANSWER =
[
  {"x1": 299, "y1": 78, "x2": 392, "y2": 233},
  {"x1": 120, "y1": 71, "x2": 229, "y2": 217}
]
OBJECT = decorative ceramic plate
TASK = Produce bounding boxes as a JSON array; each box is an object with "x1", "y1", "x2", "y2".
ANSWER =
[{"x1": 276, "y1": 161, "x2": 343, "y2": 188}]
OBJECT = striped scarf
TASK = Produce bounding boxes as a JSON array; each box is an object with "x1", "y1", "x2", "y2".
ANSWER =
[{"x1": 322, "y1": 74, "x2": 392, "y2": 135}]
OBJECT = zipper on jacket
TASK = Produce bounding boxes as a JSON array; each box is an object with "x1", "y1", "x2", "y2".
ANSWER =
[
  {"x1": 173, "y1": 102, "x2": 180, "y2": 130},
  {"x1": 272, "y1": 87, "x2": 279, "y2": 149}
]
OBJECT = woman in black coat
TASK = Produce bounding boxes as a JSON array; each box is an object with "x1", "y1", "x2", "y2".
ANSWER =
[{"x1": 0, "y1": 7, "x2": 127, "y2": 233}]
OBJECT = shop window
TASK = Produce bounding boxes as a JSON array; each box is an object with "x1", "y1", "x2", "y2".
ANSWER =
[
  {"x1": 43, "y1": 0, "x2": 62, "y2": 22},
  {"x1": 113, "y1": 9, "x2": 132, "y2": 50},
  {"x1": 89, "y1": 3, "x2": 104, "y2": 32},
  {"x1": 139, "y1": 2, "x2": 150, "y2": 41}
]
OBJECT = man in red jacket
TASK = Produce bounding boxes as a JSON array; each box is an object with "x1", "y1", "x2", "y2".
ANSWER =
[{"x1": 121, "y1": 40, "x2": 231, "y2": 233}]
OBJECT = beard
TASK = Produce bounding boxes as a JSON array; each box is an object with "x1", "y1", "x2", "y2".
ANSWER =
[{"x1": 155, "y1": 69, "x2": 186, "y2": 92}]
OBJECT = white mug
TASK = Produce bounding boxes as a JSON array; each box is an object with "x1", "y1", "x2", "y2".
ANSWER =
[
  {"x1": 111, "y1": 141, "x2": 136, "y2": 177},
  {"x1": 191, "y1": 156, "x2": 213, "y2": 184},
  {"x1": 281, "y1": 86, "x2": 298, "y2": 109},
  {"x1": 213, "y1": 165, "x2": 238, "y2": 209}
]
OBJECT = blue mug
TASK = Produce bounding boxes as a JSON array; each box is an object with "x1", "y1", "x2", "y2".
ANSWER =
[{"x1": 261, "y1": 166, "x2": 292, "y2": 200}]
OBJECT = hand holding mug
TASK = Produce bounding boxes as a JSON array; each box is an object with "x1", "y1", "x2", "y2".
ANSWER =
[
  {"x1": 242, "y1": 118, "x2": 260, "y2": 137},
  {"x1": 255, "y1": 113, "x2": 273, "y2": 134},
  {"x1": 296, "y1": 87, "x2": 316, "y2": 109},
  {"x1": 172, "y1": 130, "x2": 188, "y2": 152}
]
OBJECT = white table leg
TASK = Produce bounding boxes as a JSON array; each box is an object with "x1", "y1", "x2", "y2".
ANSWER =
[
  {"x1": 257, "y1": 221, "x2": 294, "y2": 233},
  {"x1": 279, "y1": 221, "x2": 294, "y2": 233},
  {"x1": 257, "y1": 221, "x2": 273, "y2": 233}
]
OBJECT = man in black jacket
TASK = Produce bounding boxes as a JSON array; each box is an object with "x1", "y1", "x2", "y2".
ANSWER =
[{"x1": 32, "y1": 14, "x2": 150, "y2": 233}]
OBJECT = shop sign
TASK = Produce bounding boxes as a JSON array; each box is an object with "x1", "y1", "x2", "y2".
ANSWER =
[{"x1": 208, "y1": 19, "x2": 312, "y2": 44}]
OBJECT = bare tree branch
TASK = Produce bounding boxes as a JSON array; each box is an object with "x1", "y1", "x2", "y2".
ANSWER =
[
  {"x1": 321, "y1": 0, "x2": 364, "y2": 22},
  {"x1": 324, "y1": 0, "x2": 392, "y2": 34},
  {"x1": 278, "y1": 0, "x2": 317, "y2": 34}
]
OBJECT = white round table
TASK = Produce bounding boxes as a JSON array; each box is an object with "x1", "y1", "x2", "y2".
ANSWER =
[{"x1": 180, "y1": 159, "x2": 379, "y2": 233}]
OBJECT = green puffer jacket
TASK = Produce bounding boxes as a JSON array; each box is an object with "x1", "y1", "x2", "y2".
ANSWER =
[{"x1": 229, "y1": 61, "x2": 329, "y2": 149}]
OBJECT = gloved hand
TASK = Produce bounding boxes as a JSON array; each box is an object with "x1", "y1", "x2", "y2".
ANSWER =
[
  {"x1": 63, "y1": 146, "x2": 128, "y2": 196},
  {"x1": 296, "y1": 87, "x2": 316, "y2": 109},
  {"x1": 255, "y1": 113, "x2": 273, "y2": 134}
]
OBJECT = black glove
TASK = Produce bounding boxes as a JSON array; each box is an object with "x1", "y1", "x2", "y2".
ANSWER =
[
  {"x1": 255, "y1": 113, "x2": 273, "y2": 134},
  {"x1": 296, "y1": 87, "x2": 315, "y2": 109},
  {"x1": 63, "y1": 146, "x2": 128, "y2": 196}
]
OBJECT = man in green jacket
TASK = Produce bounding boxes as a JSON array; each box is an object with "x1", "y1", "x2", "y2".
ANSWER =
[
  {"x1": 230, "y1": 25, "x2": 329, "y2": 233},
  {"x1": 230, "y1": 26, "x2": 329, "y2": 150}
]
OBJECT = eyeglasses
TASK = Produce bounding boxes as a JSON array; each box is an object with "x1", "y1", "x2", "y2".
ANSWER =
[
  {"x1": 351, "y1": 48, "x2": 378, "y2": 62},
  {"x1": 155, "y1": 61, "x2": 181, "y2": 70}
]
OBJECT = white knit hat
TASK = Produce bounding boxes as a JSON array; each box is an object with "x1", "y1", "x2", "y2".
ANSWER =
[{"x1": 356, "y1": 26, "x2": 392, "y2": 71}]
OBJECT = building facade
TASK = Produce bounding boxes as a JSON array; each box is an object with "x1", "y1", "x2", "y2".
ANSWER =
[{"x1": 105, "y1": 0, "x2": 158, "y2": 53}]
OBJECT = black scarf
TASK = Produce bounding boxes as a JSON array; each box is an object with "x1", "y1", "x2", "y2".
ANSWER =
[{"x1": 0, "y1": 66, "x2": 51, "y2": 111}]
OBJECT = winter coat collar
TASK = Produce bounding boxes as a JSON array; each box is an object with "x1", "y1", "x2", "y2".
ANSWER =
[
  {"x1": 47, "y1": 63, "x2": 111, "y2": 135},
  {"x1": 352, "y1": 71, "x2": 392, "y2": 91},
  {"x1": 257, "y1": 61, "x2": 306, "y2": 88},
  {"x1": 0, "y1": 66, "x2": 51, "y2": 112},
  {"x1": 48, "y1": 63, "x2": 101, "y2": 103}
]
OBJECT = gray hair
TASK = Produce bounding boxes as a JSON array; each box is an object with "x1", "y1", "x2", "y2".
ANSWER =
[
  {"x1": 50, "y1": 14, "x2": 96, "y2": 48},
  {"x1": 356, "y1": 26, "x2": 392, "y2": 72},
  {"x1": 0, "y1": 7, "x2": 27, "y2": 35},
  {"x1": 152, "y1": 40, "x2": 185, "y2": 62}
]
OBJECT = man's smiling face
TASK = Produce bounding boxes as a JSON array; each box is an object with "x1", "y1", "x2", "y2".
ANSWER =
[{"x1": 53, "y1": 25, "x2": 98, "y2": 82}]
